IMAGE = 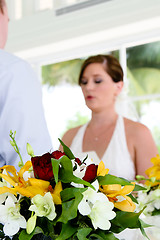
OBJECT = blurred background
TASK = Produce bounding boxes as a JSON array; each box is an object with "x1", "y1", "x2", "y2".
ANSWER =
[{"x1": 5, "y1": 0, "x2": 160, "y2": 150}]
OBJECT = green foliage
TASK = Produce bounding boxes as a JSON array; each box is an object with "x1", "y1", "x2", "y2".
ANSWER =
[
  {"x1": 59, "y1": 112, "x2": 90, "y2": 140},
  {"x1": 130, "y1": 68, "x2": 160, "y2": 96},
  {"x1": 127, "y1": 41, "x2": 160, "y2": 69},
  {"x1": 42, "y1": 59, "x2": 84, "y2": 86},
  {"x1": 127, "y1": 41, "x2": 160, "y2": 120},
  {"x1": 97, "y1": 174, "x2": 132, "y2": 186},
  {"x1": 65, "y1": 112, "x2": 90, "y2": 131}
]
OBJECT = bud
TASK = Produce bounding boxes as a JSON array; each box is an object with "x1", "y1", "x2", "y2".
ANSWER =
[
  {"x1": 27, "y1": 143, "x2": 34, "y2": 157},
  {"x1": 10, "y1": 140, "x2": 15, "y2": 147},
  {"x1": 18, "y1": 161, "x2": 24, "y2": 168},
  {"x1": 136, "y1": 175, "x2": 145, "y2": 180},
  {"x1": 26, "y1": 214, "x2": 37, "y2": 234},
  {"x1": 150, "y1": 177, "x2": 156, "y2": 183}
]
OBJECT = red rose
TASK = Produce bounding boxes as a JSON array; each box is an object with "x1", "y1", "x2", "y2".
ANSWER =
[
  {"x1": 51, "y1": 150, "x2": 65, "y2": 159},
  {"x1": 83, "y1": 164, "x2": 98, "y2": 182},
  {"x1": 31, "y1": 150, "x2": 65, "y2": 181}
]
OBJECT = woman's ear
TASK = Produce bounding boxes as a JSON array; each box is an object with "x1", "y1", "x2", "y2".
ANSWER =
[{"x1": 115, "y1": 81, "x2": 123, "y2": 96}]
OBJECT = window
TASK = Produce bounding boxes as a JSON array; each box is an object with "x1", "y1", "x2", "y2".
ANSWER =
[{"x1": 127, "y1": 41, "x2": 160, "y2": 151}]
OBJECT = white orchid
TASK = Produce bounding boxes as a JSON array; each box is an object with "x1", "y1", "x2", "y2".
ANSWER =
[
  {"x1": 72, "y1": 156, "x2": 95, "y2": 179},
  {"x1": 0, "y1": 196, "x2": 26, "y2": 236},
  {"x1": 72, "y1": 160, "x2": 86, "y2": 179},
  {"x1": 138, "y1": 187, "x2": 160, "y2": 216},
  {"x1": 78, "y1": 180, "x2": 116, "y2": 230},
  {"x1": 29, "y1": 192, "x2": 57, "y2": 221},
  {"x1": 151, "y1": 189, "x2": 160, "y2": 210}
]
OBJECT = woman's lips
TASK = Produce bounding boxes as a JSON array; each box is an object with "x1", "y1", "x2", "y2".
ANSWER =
[{"x1": 86, "y1": 95, "x2": 94, "y2": 100}]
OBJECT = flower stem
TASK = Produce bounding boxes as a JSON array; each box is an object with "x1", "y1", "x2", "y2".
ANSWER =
[{"x1": 10, "y1": 130, "x2": 24, "y2": 167}]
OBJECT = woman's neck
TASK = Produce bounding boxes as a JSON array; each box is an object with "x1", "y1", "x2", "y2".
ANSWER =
[{"x1": 90, "y1": 109, "x2": 118, "y2": 127}]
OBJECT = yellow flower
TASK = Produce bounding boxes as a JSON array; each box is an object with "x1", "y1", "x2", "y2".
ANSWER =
[
  {"x1": 145, "y1": 154, "x2": 160, "y2": 186},
  {"x1": 99, "y1": 182, "x2": 136, "y2": 212},
  {"x1": 0, "y1": 162, "x2": 31, "y2": 194},
  {"x1": 0, "y1": 162, "x2": 62, "y2": 204},
  {"x1": 48, "y1": 181, "x2": 62, "y2": 205},
  {"x1": 15, "y1": 178, "x2": 50, "y2": 198},
  {"x1": 97, "y1": 161, "x2": 109, "y2": 176}
]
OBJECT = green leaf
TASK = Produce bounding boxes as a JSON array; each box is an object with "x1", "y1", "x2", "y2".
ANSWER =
[
  {"x1": 51, "y1": 158, "x2": 61, "y2": 184},
  {"x1": 58, "y1": 138, "x2": 75, "y2": 159},
  {"x1": 90, "y1": 231, "x2": 118, "y2": 240},
  {"x1": 97, "y1": 174, "x2": 132, "y2": 186},
  {"x1": 140, "y1": 219, "x2": 152, "y2": 228},
  {"x1": 128, "y1": 193, "x2": 138, "y2": 204},
  {"x1": 59, "y1": 155, "x2": 73, "y2": 172},
  {"x1": 139, "y1": 219, "x2": 150, "y2": 240},
  {"x1": 59, "y1": 155, "x2": 94, "y2": 189},
  {"x1": 77, "y1": 228, "x2": 92, "y2": 240},
  {"x1": 151, "y1": 209, "x2": 160, "y2": 216},
  {"x1": 19, "y1": 230, "x2": 34, "y2": 240},
  {"x1": 56, "y1": 222, "x2": 77, "y2": 240},
  {"x1": 110, "y1": 209, "x2": 143, "y2": 233},
  {"x1": 133, "y1": 184, "x2": 147, "y2": 191},
  {"x1": 61, "y1": 187, "x2": 86, "y2": 202},
  {"x1": 19, "y1": 227, "x2": 43, "y2": 240},
  {"x1": 58, "y1": 191, "x2": 83, "y2": 223}
]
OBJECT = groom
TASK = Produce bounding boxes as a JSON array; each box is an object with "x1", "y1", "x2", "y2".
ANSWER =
[{"x1": 0, "y1": 0, "x2": 52, "y2": 168}]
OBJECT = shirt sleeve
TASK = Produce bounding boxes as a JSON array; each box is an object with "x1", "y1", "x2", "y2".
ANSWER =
[{"x1": 0, "y1": 57, "x2": 53, "y2": 169}]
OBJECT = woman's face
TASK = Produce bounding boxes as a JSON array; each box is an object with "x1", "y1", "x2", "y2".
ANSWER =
[
  {"x1": 80, "y1": 63, "x2": 123, "y2": 112},
  {"x1": 0, "y1": 4, "x2": 9, "y2": 48}
]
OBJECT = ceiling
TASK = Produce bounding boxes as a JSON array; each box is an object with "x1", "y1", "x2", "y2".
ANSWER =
[{"x1": 5, "y1": 0, "x2": 160, "y2": 66}]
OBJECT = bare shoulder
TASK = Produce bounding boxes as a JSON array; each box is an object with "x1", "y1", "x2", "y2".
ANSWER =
[
  {"x1": 123, "y1": 117, "x2": 158, "y2": 176},
  {"x1": 59, "y1": 125, "x2": 82, "y2": 150},
  {"x1": 124, "y1": 117, "x2": 152, "y2": 138}
]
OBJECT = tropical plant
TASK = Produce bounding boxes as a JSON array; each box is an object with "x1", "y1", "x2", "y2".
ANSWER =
[{"x1": 42, "y1": 59, "x2": 84, "y2": 86}]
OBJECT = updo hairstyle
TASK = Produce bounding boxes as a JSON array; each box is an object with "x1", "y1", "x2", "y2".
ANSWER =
[{"x1": 78, "y1": 54, "x2": 123, "y2": 85}]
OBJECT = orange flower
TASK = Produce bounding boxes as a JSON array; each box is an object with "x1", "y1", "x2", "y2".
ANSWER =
[
  {"x1": 0, "y1": 161, "x2": 62, "y2": 204},
  {"x1": 99, "y1": 182, "x2": 136, "y2": 212}
]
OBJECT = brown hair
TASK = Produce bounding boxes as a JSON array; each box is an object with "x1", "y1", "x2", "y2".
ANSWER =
[
  {"x1": 78, "y1": 54, "x2": 123, "y2": 85},
  {"x1": 0, "y1": 0, "x2": 5, "y2": 14}
]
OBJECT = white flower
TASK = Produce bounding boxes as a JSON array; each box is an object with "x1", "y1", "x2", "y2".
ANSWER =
[
  {"x1": 29, "y1": 192, "x2": 57, "y2": 221},
  {"x1": 23, "y1": 169, "x2": 34, "y2": 181},
  {"x1": 89, "y1": 199, "x2": 116, "y2": 230},
  {"x1": 78, "y1": 180, "x2": 116, "y2": 230},
  {"x1": 137, "y1": 188, "x2": 160, "y2": 216},
  {"x1": 151, "y1": 189, "x2": 160, "y2": 210},
  {"x1": 72, "y1": 160, "x2": 86, "y2": 179},
  {"x1": 72, "y1": 157, "x2": 95, "y2": 179},
  {"x1": 0, "y1": 196, "x2": 26, "y2": 236},
  {"x1": 71, "y1": 159, "x2": 89, "y2": 188}
]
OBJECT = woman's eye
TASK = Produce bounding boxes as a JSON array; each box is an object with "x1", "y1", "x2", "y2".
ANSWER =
[
  {"x1": 95, "y1": 78, "x2": 102, "y2": 84},
  {"x1": 80, "y1": 79, "x2": 88, "y2": 85}
]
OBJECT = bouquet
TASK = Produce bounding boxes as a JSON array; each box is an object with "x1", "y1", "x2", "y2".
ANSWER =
[
  {"x1": 136, "y1": 154, "x2": 160, "y2": 239},
  {"x1": 0, "y1": 131, "x2": 147, "y2": 240}
]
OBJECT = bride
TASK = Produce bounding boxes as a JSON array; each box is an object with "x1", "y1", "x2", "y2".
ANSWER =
[
  {"x1": 59, "y1": 54, "x2": 158, "y2": 180},
  {"x1": 59, "y1": 54, "x2": 158, "y2": 240}
]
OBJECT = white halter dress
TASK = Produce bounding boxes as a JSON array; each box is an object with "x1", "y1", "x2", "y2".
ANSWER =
[
  {"x1": 70, "y1": 115, "x2": 140, "y2": 239},
  {"x1": 70, "y1": 115, "x2": 135, "y2": 181}
]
